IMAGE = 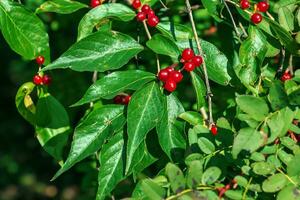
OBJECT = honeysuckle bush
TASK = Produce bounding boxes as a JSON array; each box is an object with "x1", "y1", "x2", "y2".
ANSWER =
[{"x1": 2, "y1": 0, "x2": 300, "y2": 199}]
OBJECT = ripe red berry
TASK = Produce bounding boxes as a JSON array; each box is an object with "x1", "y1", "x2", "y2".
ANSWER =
[
  {"x1": 33, "y1": 75, "x2": 43, "y2": 85},
  {"x1": 148, "y1": 9, "x2": 155, "y2": 17},
  {"x1": 42, "y1": 74, "x2": 52, "y2": 85},
  {"x1": 211, "y1": 125, "x2": 218, "y2": 136},
  {"x1": 192, "y1": 56, "x2": 203, "y2": 67},
  {"x1": 123, "y1": 95, "x2": 131, "y2": 105},
  {"x1": 169, "y1": 71, "x2": 183, "y2": 83},
  {"x1": 114, "y1": 95, "x2": 123, "y2": 104},
  {"x1": 132, "y1": 0, "x2": 141, "y2": 9},
  {"x1": 184, "y1": 62, "x2": 195, "y2": 72},
  {"x1": 166, "y1": 67, "x2": 174, "y2": 73},
  {"x1": 181, "y1": 48, "x2": 195, "y2": 61},
  {"x1": 240, "y1": 0, "x2": 250, "y2": 10},
  {"x1": 251, "y1": 13, "x2": 263, "y2": 24},
  {"x1": 158, "y1": 69, "x2": 169, "y2": 82},
  {"x1": 164, "y1": 79, "x2": 177, "y2": 92},
  {"x1": 136, "y1": 12, "x2": 146, "y2": 21},
  {"x1": 90, "y1": 0, "x2": 101, "y2": 8},
  {"x1": 281, "y1": 72, "x2": 292, "y2": 82},
  {"x1": 36, "y1": 56, "x2": 45, "y2": 65},
  {"x1": 257, "y1": 1, "x2": 269, "y2": 12},
  {"x1": 141, "y1": 4, "x2": 151, "y2": 14},
  {"x1": 225, "y1": 184, "x2": 231, "y2": 190},
  {"x1": 147, "y1": 15, "x2": 159, "y2": 27}
]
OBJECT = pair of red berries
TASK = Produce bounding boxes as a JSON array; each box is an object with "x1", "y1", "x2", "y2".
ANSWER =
[
  {"x1": 90, "y1": 0, "x2": 101, "y2": 8},
  {"x1": 33, "y1": 74, "x2": 52, "y2": 85},
  {"x1": 132, "y1": 0, "x2": 160, "y2": 27},
  {"x1": 281, "y1": 71, "x2": 292, "y2": 82},
  {"x1": 114, "y1": 94, "x2": 131, "y2": 105},
  {"x1": 158, "y1": 67, "x2": 183, "y2": 92},
  {"x1": 240, "y1": 1, "x2": 269, "y2": 24},
  {"x1": 180, "y1": 48, "x2": 203, "y2": 72}
]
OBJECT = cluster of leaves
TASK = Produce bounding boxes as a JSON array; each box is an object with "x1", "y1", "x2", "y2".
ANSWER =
[{"x1": 1, "y1": 0, "x2": 300, "y2": 199}]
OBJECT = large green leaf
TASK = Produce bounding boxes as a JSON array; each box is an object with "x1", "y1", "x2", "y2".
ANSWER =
[
  {"x1": 156, "y1": 94, "x2": 185, "y2": 160},
  {"x1": 156, "y1": 22, "x2": 192, "y2": 42},
  {"x1": 287, "y1": 154, "x2": 300, "y2": 177},
  {"x1": 278, "y1": 7, "x2": 295, "y2": 32},
  {"x1": 77, "y1": 3, "x2": 135, "y2": 41},
  {"x1": 202, "y1": 166, "x2": 221, "y2": 185},
  {"x1": 73, "y1": 70, "x2": 156, "y2": 106},
  {"x1": 186, "y1": 160, "x2": 203, "y2": 189},
  {"x1": 232, "y1": 128, "x2": 265, "y2": 159},
  {"x1": 126, "y1": 82, "x2": 164, "y2": 174},
  {"x1": 43, "y1": 31, "x2": 143, "y2": 72},
  {"x1": 277, "y1": 186, "x2": 300, "y2": 200},
  {"x1": 201, "y1": 0, "x2": 223, "y2": 22},
  {"x1": 36, "y1": 0, "x2": 88, "y2": 14},
  {"x1": 268, "y1": 81, "x2": 289, "y2": 110},
  {"x1": 140, "y1": 179, "x2": 166, "y2": 200},
  {"x1": 52, "y1": 105, "x2": 126, "y2": 180},
  {"x1": 0, "y1": 0, "x2": 50, "y2": 61},
  {"x1": 262, "y1": 174, "x2": 287, "y2": 193},
  {"x1": 96, "y1": 132, "x2": 124, "y2": 200},
  {"x1": 165, "y1": 163, "x2": 185, "y2": 193}
]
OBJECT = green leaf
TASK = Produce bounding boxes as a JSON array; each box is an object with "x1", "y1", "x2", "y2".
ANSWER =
[
  {"x1": 277, "y1": 185, "x2": 300, "y2": 200},
  {"x1": 236, "y1": 95, "x2": 269, "y2": 121},
  {"x1": 141, "y1": 0, "x2": 158, "y2": 6},
  {"x1": 140, "y1": 179, "x2": 166, "y2": 200},
  {"x1": 73, "y1": 70, "x2": 156, "y2": 106},
  {"x1": 156, "y1": 22, "x2": 192, "y2": 42},
  {"x1": 190, "y1": 72, "x2": 206, "y2": 109},
  {"x1": 232, "y1": 127, "x2": 264, "y2": 159},
  {"x1": 15, "y1": 82, "x2": 36, "y2": 125},
  {"x1": 36, "y1": 0, "x2": 88, "y2": 14},
  {"x1": 201, "y1": 166, "x2": 221, "y2": 185},
  {"x1": 43, "y1": 31, "x2": 143, "y2": 72},
  {"x1": 235, "y1": 26, "x2": 267, "y2": 86},
  {"x1": 0, "y1": 0, "x2": 50, "y2": 60},
  {"x1": 252, "y1": 162, "x2": 275, "y2": 176},
  {"x1": 225, "y1": 190, "x2": 244, "y2": 200},
  {"x1": 287, "y1": 154, "x2": 300, "y2": 177},
  {"x1": 186, "y1": 160, "x2": 203, "y2": 189},
  {"x1": 268, "y1": 81, "x2": 289, "y2": 110},
  {"x1": 77, "y1": 3, "x2": 135, "y2": 41},
  {"x1": 156, "y1": 94, "x2": 186, "y2": 160},
  {"x1": 179, "y1": 111, "x2": 203, "y2": 126},
  {"x1": 289, "y1": 88, "x2": 300, "y2": 105},
  {"x1": 278, "y1": 7, "x2": 295, "y2": 32},
  {"x1": 262, "y1": 174, "x2": 287, "y2": 193},
  {"x1": 126, "y1": 82, "x2": 164, "y2": 174},
  {"x1": 146, "y1": 34, "x2": 180, "y2": 59},
  {"x1": 201, "y1": 0, "x2": 223, "y2": 22},
  {"x1": 198, "y1": 137, "x2": 215, "y2": 154},
  {"x1": 165, "y1": 163, "x2": 185, "y2": 193},
  {"x1": 52, "y1": 105, "x2": 126, "y2": 180},
  {"x1": 96, "y1": 132, "x2": 124, "y2": 200}
]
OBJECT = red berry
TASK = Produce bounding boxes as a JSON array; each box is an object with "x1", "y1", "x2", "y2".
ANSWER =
[
  {"x1": 211, "y1": 125, "x2": 218, "y2": 136},
  {"x1": 225, "y1": 184, "x2": 231, "y2": 190},
  {"x1": 148, "y1": 9, "x2": 155, "y2": 17},
  {"x1": 141, "y1": 4, "x2": 151, "y2": 14},
  {"x1": 257, "y1": 1, "x2": 269, "y2": 12},
  {"x1": 184, "y1": 62, "x2": 195, "y2": 72},
  {"x1": 281, "y1": 72, "x2": 292, "y2": 82},
  {"x1": 42, "y1": 74, "x2": 52, "y2": 85},
  {"x1": 114, "y1": 95, "x2": 123, "y2": 104},
  {"x1": 36, "y1": 56, "x2": 45, "y2": 65},
  {"x1": 33, "y1": 75, "x2": 43, "y2": 85},
  {"x1": 164, "y1": 79, "x2": 177, "y2": 92},
  {"x1": 147, "y1": 15, "x2": 159, "y2": 27},
  {"x1": 123, "y1": 95, "x2": 131, "y2": 105},
  {"x1": 90, "y1": 0, "x2": 101, "y2": 8},
  {"x1": 192, "y1": 56, "x2": 203, "y2": 67},
  {"x1": 136, "y1": 12, "x2": 146, "y2": 21},
  {"x1": 166, "y1": 67, "x2": 174, "y2": 73},
  {"x1": 251, "y1": 13, "x2": 263, "y2": 24},
  {"x1": 240, "y1": 0, "x2": 250, "y2": 10},
  {"x1": 158, "y1": 69, "x2": 169, "y2": 82},
  {"x1": 181, "y1": 48, "x2": 195, "y2": 61},
  {"x1": 169, "y1": 71, "x2": 183, "y2": 83},
  {"x1": 132, "y1": 0, "x2": 141, "y2": 9}
]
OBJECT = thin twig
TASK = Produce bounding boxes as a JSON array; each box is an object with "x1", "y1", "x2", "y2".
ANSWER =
[
  {"x1": 225, "y1": 0, "x2": 252, "y2": 15},
  {"x1": 223, "y1": 0, "x2": 240, "y2": 37},
  {"x1": 239, "y1": 22, "x2": 248, "y2": 37},
  {"x1": 185, "y1": 0, "x2": 214, "y2": 125},
  {"x1": 242, "y1": 177, "x2": 252, "y2": 200},
  {"x1": 159, "y1": 0, "x2": 168, "y2": 9},
  {"x1": 266, "y1": 11, "x2": 275, "y2": 21},
  {"x1": 288, "y1": 55, "x2": 294, "y2": 75}
]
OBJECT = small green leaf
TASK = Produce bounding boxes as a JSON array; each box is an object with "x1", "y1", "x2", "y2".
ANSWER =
[
  {"x1": 252, "y1": 162, "x2": 275, "y2": 175},
  {"x1": 156, "y1": 22, "x2": 192, "y2": 42},
  {"x1": 262, "y1": 174, "x2": 287, "y2": 193},
  {"x1": 190, "y1": 72, "x2": 206, "y2": 109},
  {"x1": 268, "y1": 81, "x2": 289, "y2": 110},
  {"x1": 198, "y1": 137, "x2": 215, "y2": 154},
  {"x1": 202, "y1": 166, "x2": 221, "y2": 185},
  {"x1": 201, "y1": 0, "x2": 223, "y2": 22},
  {"x1": 186, "y1": 160, "x2": 203, "y2": 189},
  {"x1": 287, "y1": 154, "x2": 300, "y2": 177},
  {"x1": 277, "y1": 185, "x2": 300, "y2": 200},
  {"x1": 36, "y1": 0, "x2": 88, "y2": 14},
  {"x1": 165, "y1": 163, "x2": 185, "y2": 193},
  {"x1": 140, "y1": 179, "x2": 166, "y2": 200},
  {"x1": 43, "y1": 31, "x2": 143, "y2": 72},
  {"x1": 278, "y1": 7, "x2": 295, "y2": 31},
  {"x1": 179, "y1": 111, "x2": 203, "y2": 126}
]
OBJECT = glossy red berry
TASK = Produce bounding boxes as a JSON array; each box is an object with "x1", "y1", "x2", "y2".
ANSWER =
[
  {"x1": 166, "y1": 67, "x2": 174, "y2": 73},
  {"x1": 132, "y1": 0, "x2": 141, "y2": 9},
  {"x1": 192, "y1": 56, "x2": 203, "y2": 67},
  {"x1": 90, "y1": 0, "x2": 101, "y2": 8},
  {"x1": 33, "y1": 75, "x2": 43, "y2": 85},
  {"x1": 158, "y1": 69, "x2": 169, "y2": 82},
  {"x1": 257, "y1": 1, "x2": 269, "y2": 12},
  {"x1": 114, "y1": 95, "x2": 123, "y2": 104},
  {"x1": 123, "y1": 95, "x2": 131, "y2": 105},
  {"x1": 42, "y1": 74, "x2": 52, "y2": 85},
  {"x1": 181, "y1": 48, "x2": 195, "y2": 61},
  {"x1": 147, "y1": 15, "x2": 159, "y2": 27},
  {"x1": 225, "y1": 184, "x2": 231, "y2": 190},
  {"x1": 211, "y1": 125, "x2": 218, "y2": 136},
  {"x1": 36, "y1": 56, "x2": 45, "y2": 65},
  {"x1": 141, "y1": 4, "x2": 151, "y2": 14},
  {"x1": 251, "y1": 13, "x2": 263, "y2": 24},
  {"x1": 169, "y1": 71, "x2": 183, "y2": 83},
  {"x1": 148, "y1": 9, "x2": 155, "y2": 17},
  {"x1": 164, "y1": 79, "x2": 177, "y2": 92},
  {"x1": 281, "y1": 72, "x2": 292, "y2": 82},
  {"x1": 136, "y1": 12, "x2": 146, "y2": 21},
  {"x1": 184, "y1": 62, "x2": 195, "y2": 72},
  {"x1": 240, "y1": 0, "x2": 250, "y2": 10}
]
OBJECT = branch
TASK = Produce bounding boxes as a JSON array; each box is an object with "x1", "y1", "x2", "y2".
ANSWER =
[
  {"x1": 288, "y1": 55, "x2": 294, "y2": 75},
  {"x1": 222, "y1": 0, "x2": 240, "y2": 37},
  {"x1": 185, "y1": 0, "x2": 214, "y2": 125}
]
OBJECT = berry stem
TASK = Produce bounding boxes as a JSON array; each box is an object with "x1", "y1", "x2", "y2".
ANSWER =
[
  {"x1": 159, "y1": 0, "x2": 168, "y2": 9},
  {"x1": 142, "y1": 20, "x2": 161, "y2": 72},
  {"x1": 222, "y1": 0, "x2": 241, "y2": 37},
  {"x1": 266, "y1": 11, "x2": 275, "y2": 21},
  {"x1": 185, "y1": 0, "x2": 214, "y2": 125},
  {"x1": 288, "y1": 55, "x2": 294, "y2": 75}
]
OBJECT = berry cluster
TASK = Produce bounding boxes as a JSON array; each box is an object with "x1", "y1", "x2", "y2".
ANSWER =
[
  {"x1": 281, "y1": 71, "x2": 292, "y2": 82},
  {"x1": 217, "y1": 179, "x2": 237, "y2": 198},
  {"x1": 132, "y1": 0, "x2": 160, "y2": 27},
  {"x1": 32, "y1": 56, "x2": 52, "y2": 86},
  {"x1": 180, "y1": 48, "x2": 203, "y2": 72},
  {"x1": 158, "y1": 67, "x2": 183, "y2": 92},
  {"x1": 90, "y1": 0, "x2": 101, "y2": 8},
  {"x1": 114, "y1": 94, "x2": 131, "y2": 105},
  {"x1": 240, "y1": 0, "x2": 269, "y2": 24}
]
